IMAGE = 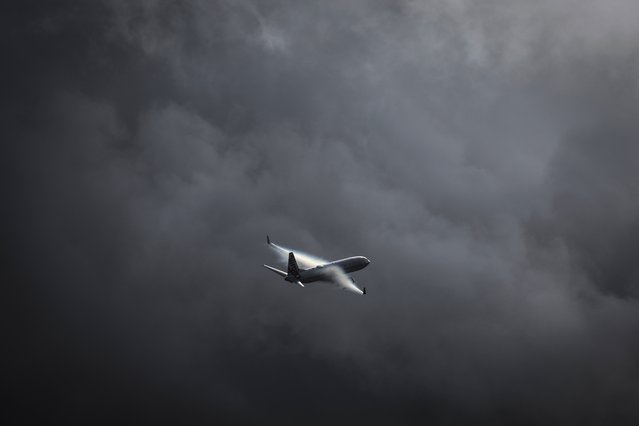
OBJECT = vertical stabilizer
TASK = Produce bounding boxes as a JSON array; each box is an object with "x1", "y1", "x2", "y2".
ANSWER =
[{"x1": 288, "y1": 252, "x2": 300, "y2": 278}]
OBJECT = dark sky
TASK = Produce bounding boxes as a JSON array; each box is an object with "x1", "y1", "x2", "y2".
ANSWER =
[{"x1": 3, "y1": 1, "x2": 639, "y2": 424}]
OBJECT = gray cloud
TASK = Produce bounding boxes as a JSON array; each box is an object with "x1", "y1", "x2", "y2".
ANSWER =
[{"x1": 4, "y1": 1, "x2": 639, "y2": 424}]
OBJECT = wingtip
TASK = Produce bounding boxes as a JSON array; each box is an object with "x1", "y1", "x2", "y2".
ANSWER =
[{"x1": 266, "y1": 235, "x2": 270, "y2": 245}]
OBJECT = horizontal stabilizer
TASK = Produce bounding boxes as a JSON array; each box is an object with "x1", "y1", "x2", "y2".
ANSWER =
[{"x1": 263, "y1": 264, "x2": 287, "y2": 278}]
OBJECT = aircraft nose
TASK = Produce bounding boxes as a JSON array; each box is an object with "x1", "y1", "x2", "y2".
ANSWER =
[{"x1": 363, "y1": 257, "x2": 371, "y2": 265}]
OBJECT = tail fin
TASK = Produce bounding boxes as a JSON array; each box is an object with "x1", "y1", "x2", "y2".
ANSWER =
[{"x1": 288, "y1": 252, "x2": 300, "y2": 278}]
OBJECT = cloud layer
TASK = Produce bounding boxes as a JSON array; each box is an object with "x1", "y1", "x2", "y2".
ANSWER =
[{"x1": 4, "y1": 1, "x2": 639, "y2": 424}]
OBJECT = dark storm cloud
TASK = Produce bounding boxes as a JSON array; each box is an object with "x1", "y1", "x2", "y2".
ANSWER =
[{"x1": 4, "y1": 1, "x2": 639, "y2": 424}]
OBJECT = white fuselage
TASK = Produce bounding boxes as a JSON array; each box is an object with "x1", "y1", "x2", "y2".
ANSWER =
[{"x1": 298, "y1": 256, "x2": 370, "y2": 283}]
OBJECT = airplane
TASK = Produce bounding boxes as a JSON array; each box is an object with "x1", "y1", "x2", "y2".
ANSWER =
[{"x1": 263, "y1": 236, "x2": 370, "y2": 295}]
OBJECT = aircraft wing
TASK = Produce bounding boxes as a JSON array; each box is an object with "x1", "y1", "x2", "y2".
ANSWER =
[
  {"x1": 266, "y1": 235, "x2": 289, "y2": 257},
  {"x1": 348, "y1": 276, "x2": 366, "y2": 295},
  {"x1": 266, "y1": 235, "x2": 326, "y2": 269},
  {"x1": 324, "y1": 266, "x2": 364, "y2": 295}
]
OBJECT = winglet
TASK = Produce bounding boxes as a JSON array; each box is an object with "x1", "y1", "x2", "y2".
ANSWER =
[
  {"x1": 363, "y1": 287, "x2": 366, "y2": 295},
  {"x1": 267, "y1": 235, "x2": 271, "y2": 245}
]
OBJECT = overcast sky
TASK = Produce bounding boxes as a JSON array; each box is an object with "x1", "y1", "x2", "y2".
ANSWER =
[{"x1": 4, "y1": 1, "x2": 639, "y2": 424}]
